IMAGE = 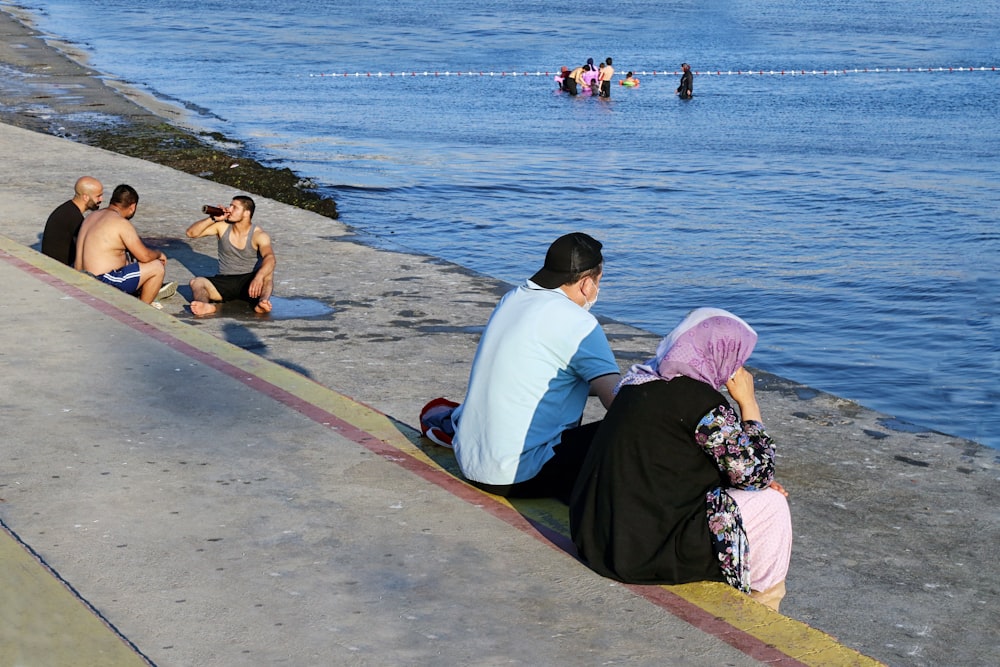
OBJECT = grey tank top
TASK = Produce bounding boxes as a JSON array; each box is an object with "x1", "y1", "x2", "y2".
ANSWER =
[{"x1": 218, "y1": 223, "x2": 260, "y2": 275}]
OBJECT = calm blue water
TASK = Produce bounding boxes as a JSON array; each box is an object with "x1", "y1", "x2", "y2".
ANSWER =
[{"x1": 9, "y1": 0, "x2": 999, "y2": 447}]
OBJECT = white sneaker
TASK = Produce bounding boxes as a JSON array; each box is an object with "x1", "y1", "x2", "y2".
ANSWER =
[{"x1": 157, "y1": 281, "x2": 177, "y2": 300}]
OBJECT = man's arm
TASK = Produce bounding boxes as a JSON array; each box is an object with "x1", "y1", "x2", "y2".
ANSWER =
[
  {"x1": 120, "y1": 222, "x2": 166, "y2": 264},
  {"x1": 73, "y1": 219, "x2": 92, "y2": 271},
  {"x1": 247, "y1": 229, "x2": 276, "y2": 299},
  {"x1": 589, "y1": 373, "x2": 621, "y2": 409},
  {"x1": 186, "y1": 217, "x2": 226, "y2": 239}
]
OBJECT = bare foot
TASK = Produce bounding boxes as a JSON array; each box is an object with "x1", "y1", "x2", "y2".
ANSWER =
[
  {"x1": 254, "y1": 299, "x2": 272, "y2": 314},
  {"x1": 190, "y1": 300, "x2": 218, "y2": 317}
]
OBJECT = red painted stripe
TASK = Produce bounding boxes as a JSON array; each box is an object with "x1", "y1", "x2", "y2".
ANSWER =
[{"x1": 3, "y1": 249, "x2": 809, "y2": 666}]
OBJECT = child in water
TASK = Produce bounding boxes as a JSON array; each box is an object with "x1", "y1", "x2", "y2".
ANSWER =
[
  {"x1": 582, "y1": 64, "x2": 601, "y2": 95},
  {"x1": 620, "y1": 71, "x2": 639, "y2": 87}
]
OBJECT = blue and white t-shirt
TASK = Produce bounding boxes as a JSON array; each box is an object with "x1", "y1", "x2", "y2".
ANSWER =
[{"x1": 452, "y1": 280, "x2": 619, "y2": 485}]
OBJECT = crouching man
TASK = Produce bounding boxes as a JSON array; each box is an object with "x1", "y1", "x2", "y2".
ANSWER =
[{"x1": 75, "y1": 184, "x2": 167, "y2": 306}]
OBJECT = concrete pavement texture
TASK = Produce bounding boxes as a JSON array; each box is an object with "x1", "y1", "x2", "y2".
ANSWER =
[
  {"x1": 0, "y1": 117, "x2": 998, "y2": 665},
  {"x1": 3, "y1": 241, "x2": 797, "y2": 667},
  {"x1": 1, "y1": 239, "x2": 874, "y2": 667}
]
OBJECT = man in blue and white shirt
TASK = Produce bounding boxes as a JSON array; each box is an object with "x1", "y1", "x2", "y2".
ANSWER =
[{"x1": 452, "y1": 233, "x2": 621, "y2": 503}]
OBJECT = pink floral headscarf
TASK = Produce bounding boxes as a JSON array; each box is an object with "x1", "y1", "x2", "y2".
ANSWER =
[{"x1": 619, "y1": 308, "x2": 758, "y2": 391}]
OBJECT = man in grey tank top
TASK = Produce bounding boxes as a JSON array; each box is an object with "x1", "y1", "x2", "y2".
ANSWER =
[{"x1": 185, "y1": 195, "x2": 276, "y2": 316}]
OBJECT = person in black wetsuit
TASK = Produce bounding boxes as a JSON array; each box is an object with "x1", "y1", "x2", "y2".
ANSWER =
[{"x1": 676, "y1": 62, "x2": 693, "y2": 99}]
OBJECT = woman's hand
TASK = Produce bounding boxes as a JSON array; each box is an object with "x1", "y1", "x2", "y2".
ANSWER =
[
  {"x1": 725, "y1": 367, "x2": 762, "y2": 423},
  {"x1": 768, "y1": 480, "x2": 788, "y2": 497}
]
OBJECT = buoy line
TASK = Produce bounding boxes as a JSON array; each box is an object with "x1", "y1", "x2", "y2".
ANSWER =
[{"x1": 308, "y1": 66, "x2": 999, "y2": 79}]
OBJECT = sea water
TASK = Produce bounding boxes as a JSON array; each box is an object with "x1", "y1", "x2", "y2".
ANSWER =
[{"x1": 8, "y1": 0, "x2": 999, "y2": 447}]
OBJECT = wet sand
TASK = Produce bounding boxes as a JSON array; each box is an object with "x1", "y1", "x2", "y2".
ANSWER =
[{"x1": 0, "y1": 5, "x2": 338, "y2": 218}]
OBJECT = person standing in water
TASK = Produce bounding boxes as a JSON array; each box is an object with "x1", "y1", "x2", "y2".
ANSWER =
[
  {"x1": 600, "y1": 57, "x2": 615, "y2": 98},
  {"x1": 676, "y1": 62, "x2": 693, "y2": 99}
]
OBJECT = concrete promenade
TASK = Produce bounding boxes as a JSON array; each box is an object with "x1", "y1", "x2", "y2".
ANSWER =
[
  {"x1": 0, "y1": 231, "x2": 860, "y2": 667},
  {"x1": 0, "y1": 122, "x2": 998, "y2": 666}
]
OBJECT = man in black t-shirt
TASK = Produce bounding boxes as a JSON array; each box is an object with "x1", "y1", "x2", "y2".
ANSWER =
[{"x1": 41, "y1": 176, "x2": 104, "y2": 265}]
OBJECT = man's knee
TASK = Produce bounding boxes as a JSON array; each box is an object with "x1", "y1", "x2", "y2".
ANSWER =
[
  {"x1": 190, "y1": 276, "x2": 222, "y2": 302},
  {"x1": 142, "y1": 260, "x2": 164, "y2": 279}
]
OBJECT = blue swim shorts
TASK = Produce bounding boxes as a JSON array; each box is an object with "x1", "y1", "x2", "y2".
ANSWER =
[{"x1": 96, "y1": 262, "x2": 142, "y2": 294}]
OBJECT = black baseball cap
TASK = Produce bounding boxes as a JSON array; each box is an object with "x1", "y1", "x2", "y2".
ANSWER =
[{"x1": 530, "y1": 232, "x2": 604, "y2": 289}]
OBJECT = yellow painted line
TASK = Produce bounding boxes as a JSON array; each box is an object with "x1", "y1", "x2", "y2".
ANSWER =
[
  {"x1": 413, "y1": 434, "x2": 884, "y2": 667},
  {"x1": 0, "y1": 525, "x2": 151, "y2": 667},
  {"x1": 666, "y1": 581, "x2": 883, "y2": 666},
  {"x1": 2, "y1": 235, "x2": 883, "y2": 666}
]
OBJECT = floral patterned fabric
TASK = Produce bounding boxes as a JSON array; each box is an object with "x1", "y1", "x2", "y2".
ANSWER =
[
  {"x1": 579, "y1": 308, "x2": 777, "y2": 592},
  {"x1": 696, "y1": 405, "x2": 775, "y2": 592}
]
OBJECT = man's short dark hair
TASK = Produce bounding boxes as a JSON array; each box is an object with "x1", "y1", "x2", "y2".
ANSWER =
[
  {"x1": 568, "y1": 261, "x2": 603, "y2": 286},
  {"x1": 110, "y1": 184, "x2": 138, "y2": 208},
  {"x1": 233, "y1": 195, "x2": 255, "y2": 218}
]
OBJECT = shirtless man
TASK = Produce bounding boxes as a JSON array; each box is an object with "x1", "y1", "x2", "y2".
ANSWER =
[
  {"x1": 75, "y1": 184, "x2": 167, "y2": 305},
  {"x1": 600, "y1": 57, "x2": 614, "y2": 98},
  {"x1": 185, "y1": 195, "x2": 275, "y2": 316}
]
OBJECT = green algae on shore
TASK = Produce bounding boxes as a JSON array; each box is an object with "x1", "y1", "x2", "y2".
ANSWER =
[
  {"x1": 83, "y1": 122, "x2": 339, "y2": 219},
  {"x1": 0, "y1": 7, "x2": 338, "y2": 220}
]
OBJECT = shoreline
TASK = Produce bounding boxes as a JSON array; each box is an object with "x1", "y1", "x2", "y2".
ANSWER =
[
  {"x1": 0, "y1": 5, "x2": 338, "y2": 219},
  {"x1": 2, "y1": 4, "x2": 992, "y2": 450},
  {"x1": 1, "y1": 7, "x2": 999, "y2": 665},
  {"x1": 0, "y1": 5, "x2": 994, "y2": 456}
]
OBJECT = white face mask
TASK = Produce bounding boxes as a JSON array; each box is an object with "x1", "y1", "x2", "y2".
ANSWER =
[{"x1": 583, "y1": 286, "x2": 600, "y2": 311}]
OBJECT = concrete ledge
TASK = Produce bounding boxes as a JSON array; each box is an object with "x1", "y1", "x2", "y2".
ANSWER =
[
  {"x1": 0, "y1": 235, "x2": 881, "y2": 666},
  {"x1": 0, "y1": 521, "x2": 151, "y2": 667}
]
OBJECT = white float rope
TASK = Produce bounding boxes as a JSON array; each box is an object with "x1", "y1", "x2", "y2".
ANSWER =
[{"x1": 309, "y1": 66, "x2": 999, "y2": 78}]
